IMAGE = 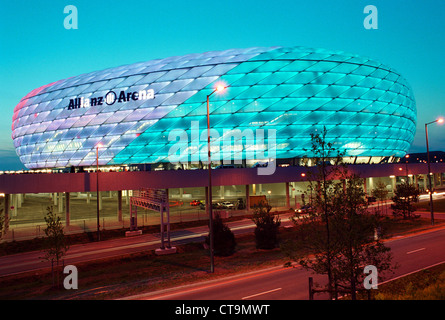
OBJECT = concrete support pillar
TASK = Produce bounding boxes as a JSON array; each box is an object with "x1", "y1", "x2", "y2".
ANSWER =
[
  {"x1": 220, "y1": 185, "x2": 225, "y2": 200},
  {"x1": 12, "y1": 194, "x2": 18, "y2": 217},
  {"x1": 65, "y1": 192, "x2": 70, "y2": 227},
  {"x1": 58, "y1": 192, "x2": 63, "y2": 213},
  {"x1": 87, "y1": 192, "x2": 91, "y2": 204},
  {"x1": 205, "y1": 186, "x2": 209, "y2": 212},
  {"x1": 117, "y1": 190, "x2": 122, "y2": 222},
  {"x1": 252, "y1": 184, "x2": 256, "y2": 195},
  {"x1": 98, "y1": 191, "x2": 102, "y2": 211},
  {"x1": 53, "y1": 193, "x2": 58, "y2": 206},
  {"x1": 368, "y1": 177, "x2": 374, "y2": 195},
  {"x1": 126, "y1": 190, "x2": 129, "y2": 205},
  {"x1": 4, "y1": 194, "x2": 9, "y2": 230},
  {"x1": 391, "y1": 176, "x2": 397, "y2": 194},
  {"x1": 285, "y1": 182, "x2": 290, "y2": 208},
  {"x1": 17, "y1": 194, "x2": 22, "y2": 208},
  {"x1": 245, "y1": 185, "x2": 250, "y2": 210}
]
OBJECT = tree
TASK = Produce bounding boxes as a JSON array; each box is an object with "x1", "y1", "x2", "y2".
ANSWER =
[
  {"x1": 41, "y1": 206, "x2": 69, "y2": 288},
  {"x1": 391, "y1": 182, "x2": 420, "y2": 219},
  {"x1": 295, "y1": 127, "x2": 345, "y2": 299},
  {"x1": 251, "y1": 201, "x2": 281, "y2": 249},
  {"x1": 283, "y1": 127, "x2": 395, "y2": 299},
  {"x1": 205, "y1": 213, "x2": 236, "y2": 256},
  {"x1": 371, "y1": 181, "x2": 389, "y2": 214},
  {"x1": 329, "y1": 175, "x2": 393, "y2": 299}
]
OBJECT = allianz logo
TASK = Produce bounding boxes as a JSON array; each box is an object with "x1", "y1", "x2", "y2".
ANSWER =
[{"x1": 67, "y1": 88, "x2": 155, "y2": 110}]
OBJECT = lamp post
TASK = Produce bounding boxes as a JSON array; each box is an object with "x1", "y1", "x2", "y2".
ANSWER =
[
  {"x1": 206, "y1": 83, "x2": 226, "y2": 273},
  {"x1": 425, "y1": 117, "x2": 444, "y2": 225},
  {"x1": 405, "y1": 154, "x2": 409, "y2": 182},
  {"x1": 96, "y1": 143, "x2": 102, "y2": 241}
]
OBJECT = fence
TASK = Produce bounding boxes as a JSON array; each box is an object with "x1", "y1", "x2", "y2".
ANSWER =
[{"x1": 1, "y1": 208, "x2": 253, "y2": 242}]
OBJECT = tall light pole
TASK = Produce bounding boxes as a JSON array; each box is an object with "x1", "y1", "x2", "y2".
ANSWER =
[
  {"x1": 206, "y1": 83, "x2": 226, "y2": 273},
  {"x1": 96, "y1": 143, "x2": 103, "y2": 241},
  {"x1": 425, "y1": 117, "x2": 444, "y2": 225},
  {"x1": 405, "y1": 154, "x2": 409, "y2": 181}
]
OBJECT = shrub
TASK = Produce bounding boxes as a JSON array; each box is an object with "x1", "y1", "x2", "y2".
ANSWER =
[
  {"x1": 205, "y1": 213, "x2": 236, "y2": 256},
  {"x1": 252, "y1": 201, "x2": 281, "y2": 249}
]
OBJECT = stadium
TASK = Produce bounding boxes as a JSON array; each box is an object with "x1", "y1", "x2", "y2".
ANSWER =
[
  {"x1": 11, "y1": 46, "x2": 416, "y2": 170},
  {"x1": 2, "y1": 46, "x2": 444, "y2": 240}
]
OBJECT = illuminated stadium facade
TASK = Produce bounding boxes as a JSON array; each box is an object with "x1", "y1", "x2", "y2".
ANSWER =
[{"x1": 12, "y1": 46, "x2": 417, "y2": 170}]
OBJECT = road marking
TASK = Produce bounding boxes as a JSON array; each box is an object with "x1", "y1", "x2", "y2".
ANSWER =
[
  {"x1": 407, "y1": 248, "x2": 426, "y2": 254},
  {"x1": 242, "y1": 287, "x2": 282, "y2": 300}
]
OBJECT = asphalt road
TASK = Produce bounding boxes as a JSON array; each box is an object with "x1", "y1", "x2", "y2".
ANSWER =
[
  {"x1": 0, "y1": 214, "x2": 294, "y2": 277},
  {"x1": 127, "y1": 226, "x2": 445, "y2": 300},
  {"x1": 1, "y1": 209, "x2": 445, "y2": 301}
]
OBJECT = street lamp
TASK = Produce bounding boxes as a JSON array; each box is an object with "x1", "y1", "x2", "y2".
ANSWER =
[
  {"x1": 425, "y1": 117, "x2": 444, "y2": 225},
  {"x1": 96, "y1": 143, "x2": 103, "y2": 241},
  {"x1": 405, "y1": 154, "x2": 409, "y2": 181},
  {"x1": 206, "y1": 83, "x2": 227, "y2": 273}
]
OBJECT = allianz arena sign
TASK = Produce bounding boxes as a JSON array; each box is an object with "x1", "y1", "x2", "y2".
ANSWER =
[{"x1": 67, "y1": 88, "x2": 155, "y2": 110}]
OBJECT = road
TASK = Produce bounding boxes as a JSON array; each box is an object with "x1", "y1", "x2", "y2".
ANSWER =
[
  {"x1": 127, "y1": 226, "x2": 445, "y2": 300},
  {"x1": 1, "y1": 207, "x2": 445, "y2": 301},
  {"x1": 0, "y1": 214, "x2": 293, "y2": 277}
]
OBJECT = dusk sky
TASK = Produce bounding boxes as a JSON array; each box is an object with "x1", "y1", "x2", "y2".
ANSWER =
[{"x1": 1, "y1": 0, "x2": 444, "y2": 170}]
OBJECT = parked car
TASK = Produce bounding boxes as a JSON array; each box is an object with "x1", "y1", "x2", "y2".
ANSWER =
[
  {"x1": 220, "y1": 201, "x2": 234, "y2": 209},
  {"x1": 215, "y1": 164, "x2": 236, "y2": 169},
  {"x1": 253, "y1": 162, "x2": 268, "y2": 168},
  {"x1": 212, "y1": 202, "x2": 224, "y2": 209},
  {"x1": 190, "y1": 199, "x2": 202, "y2": 206}
]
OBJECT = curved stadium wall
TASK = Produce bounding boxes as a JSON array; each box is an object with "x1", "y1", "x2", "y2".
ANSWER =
[{"x1": 11, "y1": 46, "x2": 417, "y2": 169}]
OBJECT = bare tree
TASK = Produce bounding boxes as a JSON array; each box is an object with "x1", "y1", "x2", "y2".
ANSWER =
[
  {"x1": 372, "y1": 181, "x2": 389, "y2": 214},
  {"x1": 41, "y1": 206, "x2": 69, "y2": 288},
  {"x1": 283, "y1": 128, "x2": 395, "y2": 299}
]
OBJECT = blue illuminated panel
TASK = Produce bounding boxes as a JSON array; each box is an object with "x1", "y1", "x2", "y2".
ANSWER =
[{"x1": 12, "y1": 46, "x2": 416, "y2": 169}]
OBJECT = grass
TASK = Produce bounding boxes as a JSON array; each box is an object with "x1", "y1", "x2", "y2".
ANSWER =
[
  {"x1": 373, "y1": 263, "x2": 445, "y2": 300},
  {"x1": 415, "y1": 198, "x2": 445, "y2": 212},
  {"x1": 0, "y1": 215, "x2": 443, "y2": 300},
  {"x1": 0, "y1": 231, "x2": 291, "y2": 300}
]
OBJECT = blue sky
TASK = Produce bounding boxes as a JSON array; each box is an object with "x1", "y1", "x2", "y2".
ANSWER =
[{"x1": 0, "y1": 0, "x2": 444, "y2": 170}]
